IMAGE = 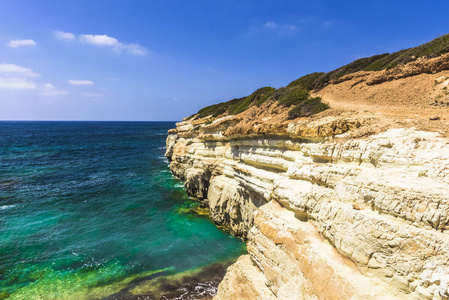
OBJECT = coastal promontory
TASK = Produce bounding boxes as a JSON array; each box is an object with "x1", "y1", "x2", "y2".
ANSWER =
[{"x1": 166, "y1": 34, "x2": 449, "y2": 299}]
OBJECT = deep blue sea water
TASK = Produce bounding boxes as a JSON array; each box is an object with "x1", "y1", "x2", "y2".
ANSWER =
[{"x1": 0, "y1": 121, "x2": 245, "y2": 299}]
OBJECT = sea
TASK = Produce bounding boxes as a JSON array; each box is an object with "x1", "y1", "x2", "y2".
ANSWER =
[{"x1": 0, "y1": 121, "x2": 246, "y2": 300}]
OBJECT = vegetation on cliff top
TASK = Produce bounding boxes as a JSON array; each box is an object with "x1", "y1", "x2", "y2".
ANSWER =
[
  {"x1": 194, "y1": 97, "x2": 245, "y2": 119},
  {"x1": 229, "y1": 86, "x2": 276, "y2": 115},
  {"x1": 287, "y1": 72, "x2": 325, "y2": 90},
  {"x1": 189, "y1": 87, "x2": 276, "y2": 120},
  {"x1": 287, "y1": 97, "x2": 329, "y2": 119},
  {"x1": 188, "y1": 85, "x2": 329, "y2": 121},
  {"x1": 297, "y1": 33, "x2": 449, "y2": 90},
  {"x1": 188, "y1": 34, "x2": 449, "y2": 121},
  {"x1": 270, "y1": 87, "x2": 329, "y2": 119}
]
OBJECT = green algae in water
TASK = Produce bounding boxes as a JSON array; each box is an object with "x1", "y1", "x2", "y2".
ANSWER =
[
  {"x1": 7, "y1": 263, "x2": 173, "y2": 299},
  {"x1": 0, "y1": 122, "x2": 246, "y2": 299}
]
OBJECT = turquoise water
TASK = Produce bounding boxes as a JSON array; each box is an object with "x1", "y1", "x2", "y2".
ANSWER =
[{"x1": 0, "y1": 121, "x2": 245, "y2": 299}]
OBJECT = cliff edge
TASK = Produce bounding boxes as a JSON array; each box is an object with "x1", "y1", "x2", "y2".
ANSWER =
[{"x1": 165, "y1": 36, "x2": 449, "y2": 299}]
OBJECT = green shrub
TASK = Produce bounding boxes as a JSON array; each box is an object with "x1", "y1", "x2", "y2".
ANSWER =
[
  {"x1": 212, "y1": 107, "x2": 226, "y2": 117},
  {"x1": 267, "y1": 87, "x2": 287, "y2": 102},
  {"x1": 253, "y1": 86, "x2": 276, "y2": 106},
  {"x1": 366, "y1": 34, "x2": 449, "y2": 70},
  {"x1": 228, "y1": 86, "x2": 275, "y2": 115},
  {"x1": 278, "y1": 87, "x2": 309, "y2": 107},
  {"x1": 313, "y1": 34, "x2": 449, "y2": 90},
  {"x1": 313, "y1": 53, "x2": 389, "y2": 90},
  {"x1": 195, "y1": 103, "x2": 221, "y2": 119},
  {"x1": 188, "y1": 96, "x2": 245, "y2": 119},
  {"x1": 229, "y1": 96, "x2": 253, "y2": 115},
  {"x1": 287, "y1": 97, "x2": 329, "y2": 119},
  {"x1": 287, "y1": 72, "x2": 325, "y2": 90}
]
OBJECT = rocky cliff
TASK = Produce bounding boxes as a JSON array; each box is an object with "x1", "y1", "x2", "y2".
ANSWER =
[{"x1": 165, "y1": 48, "x2": 449, "y2": 299}]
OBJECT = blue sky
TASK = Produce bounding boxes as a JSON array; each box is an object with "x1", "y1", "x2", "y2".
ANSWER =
[{"x1": 0, "y1": 0, "x2": 448, "y2": 121}]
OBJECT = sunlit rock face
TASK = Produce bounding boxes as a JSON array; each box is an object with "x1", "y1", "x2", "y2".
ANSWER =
[{"x1": 166, "y1": 115, "x2": 449, "y2": 300}]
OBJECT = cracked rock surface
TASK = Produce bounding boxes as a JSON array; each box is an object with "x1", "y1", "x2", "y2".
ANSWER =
[{"x1": 166, "y1": 106, "x2": 449, "y2": 299}]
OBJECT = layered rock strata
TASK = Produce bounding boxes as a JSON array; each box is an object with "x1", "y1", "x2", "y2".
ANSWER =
[{"x1": 166, "y1": 116, "x2": 449, "y2": 299}]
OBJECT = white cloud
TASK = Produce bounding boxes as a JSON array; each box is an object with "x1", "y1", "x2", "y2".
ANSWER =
[
  {"x1": 0, "y1": 64, "x2": 39, "y2": 90},
  {"x1": 42, "y1": 83, "x2": 68, "y2": 96},
  {"x1": 54, "y1": 31, "x2": 76, "y2": 41},
  {"x1": 79, "y1": 34, "x2": 146, "y2": 55},
  {"x1": 264, "y1": 21, "x2": 278, "y2": 29},
  {"x1": 68, "y1": 79, "x2": 94, "y2": 85},
  {"x1": 121, "y1": 43, "x2": 146, "y2": 55},
  {"x1": 0, "y1": 64, "x2": 40, "y2": 77},
  {"x1": 81, "y1": 92, "x2": 104, "y2": 98},
  {"x1": 0, "y1": 77, "x2": 36, "y2": 89},
  {"x1": 263, "y1": 21, "x2": 298, "y2": 34},
  {"x1": 79, "y1": 34, "x2": 118, "y2": 46},
  {"x1": 53, "y1": 32, "x2": 147, "y2": 55},
  {"x1": 7, "y1": 39, "x2": 37, "y2": 48}
]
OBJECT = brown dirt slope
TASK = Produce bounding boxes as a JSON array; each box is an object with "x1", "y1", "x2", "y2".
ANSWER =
[
  {"x1": 315, "y1": 53, "x2": 449, "y2": 136},
  {"x1": 186, "y1": 51, "x2": 449, "y2": 139}
]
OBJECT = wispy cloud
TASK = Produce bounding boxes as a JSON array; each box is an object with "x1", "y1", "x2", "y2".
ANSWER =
[
  {"x1": 256, "y1": 18, "x2": 333, "y2": 37},
  {"x1": 0, "y1": 64, "x2": 39, "y2": 89},
  {"x1": 42, "y1": 83, "x2": 68, "y2": 96},
  {"x1": 262, "y1": 21, "x2": 299, "y2": 34},
  {"x1": 68, "y1": 79, "x2": 94, "y2": 85},
  {"x1": 79, "y1": 34, "x2": 118, "y2": 46},
  {"x1": 6, "y1": 39, "x2": 37, "y2": 48},
  {"x1": 79, "y1": 34, "x2": 146, "y2": 55},
  {"x1": 0, "y1": 77, "x2": 36, "y2": 89},
  {"x1": 0, "y1": 64, "x2": 40, "y2": 77},
  {"x1": 53, "y1": 31, "x2": 147, "y2": 55},
  {"x1": 264, "y1": 21, "x2": 278, "y2": 29},
  {"x1": 53, "y1": 31, "x2": 76, "y2": 41}
]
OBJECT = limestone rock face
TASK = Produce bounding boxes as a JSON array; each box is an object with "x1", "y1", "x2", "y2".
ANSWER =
[
  {"x1": 166, "y1": 117, "x2": 449, "y2": 299},
  {"x1": 215, "y1": 255, "x2": 276, "y2": 300},
  {"x1": 164, "y1": 133, "x2": 178, "y2": 158}
]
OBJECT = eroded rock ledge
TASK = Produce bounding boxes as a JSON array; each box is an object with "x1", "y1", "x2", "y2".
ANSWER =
[{"x1": 166, "y1": 115, "x2": 449, "y2": 299}]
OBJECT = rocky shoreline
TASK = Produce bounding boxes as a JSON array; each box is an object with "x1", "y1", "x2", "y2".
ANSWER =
[
  {"x1": 165, "y1": 112, "x2": 449, "y2": 299},
  {"x1": 163, "y1": 43, "x2": 449, "y2": 299}
]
